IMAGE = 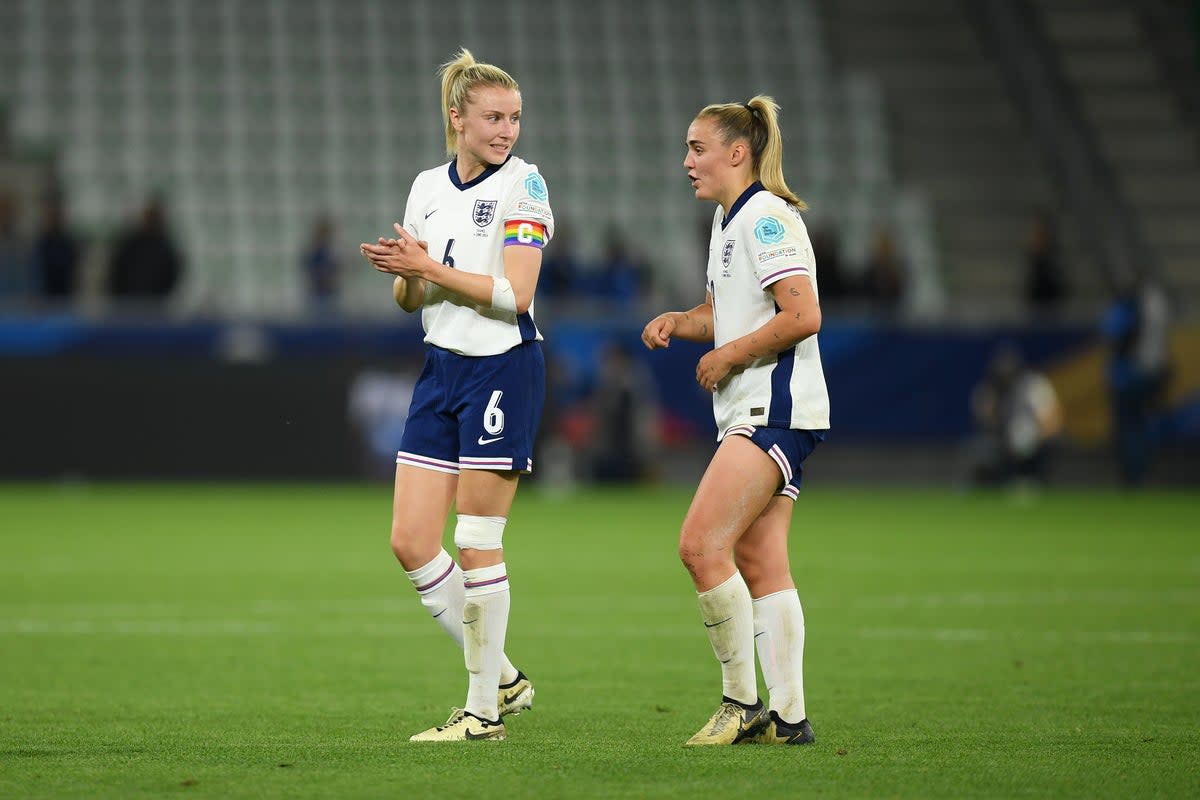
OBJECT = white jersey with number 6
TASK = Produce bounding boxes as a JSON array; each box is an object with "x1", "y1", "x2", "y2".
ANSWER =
[{"x1": 402, "y1": 154, "x2": 554, "y2": 357}]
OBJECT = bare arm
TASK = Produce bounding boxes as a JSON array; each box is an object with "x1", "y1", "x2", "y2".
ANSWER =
[
  {"x1": 361, "y1": 231, "x2": 428, "y2": 313},
  {"x1": 392, "y1": 275, "x2": 425, "y2": 312},
  {"x1": 428, "y1": 242, "x2": 539, "y2": 314},
  {"x1": 695, "y1": 275, "x2": 821, "y2": 392},
  {"x1": 365, "y1": 223, "x2": 541, "y2": 314},
  {"x1": 641, "y1": 293, "x2": 716, "y2": 349}
]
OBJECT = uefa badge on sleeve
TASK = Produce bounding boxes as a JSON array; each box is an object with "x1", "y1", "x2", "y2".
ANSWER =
[
  {"x1": 524, "y1": 173, "x2": 548, "y2": 202},
  {"x1": 754, "y1": 216, "x2": 786, "y2": 245}
]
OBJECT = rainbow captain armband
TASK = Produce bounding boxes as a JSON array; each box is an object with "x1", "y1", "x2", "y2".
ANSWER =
[{"x1": 503, "y1": 219, "x2": 547, "y2": 248}]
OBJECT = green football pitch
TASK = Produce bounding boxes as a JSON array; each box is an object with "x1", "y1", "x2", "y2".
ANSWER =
[{"x1": 1, "y1": 483, "x2": 1197, "y2": 799}]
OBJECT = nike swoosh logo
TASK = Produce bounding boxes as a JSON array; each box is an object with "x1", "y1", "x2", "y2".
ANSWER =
[
  {"x1": 425, "y1": 209, "x2": 437, "y2": 219},
  {"x1": 432, "y1": 609, "x2": 447, "y2": 618},
  {"x1": 704, "y1": 617, "x2": 733, "y2": 628},
  {"x1": 754, "y1": 631, "x2": 766, "y2": 639},
  {"x1": 477, "y1": 435, "x2": 504, "y2": 445},
  {"x1": 501, "y1": 690, "x2": 524, "y2": 706},
  {"x1": 465, "y1": 728, "x2": 495, "y2": 740},
  {"x1": 463, "y1": 618, "x2": 479, "y2": 625}
]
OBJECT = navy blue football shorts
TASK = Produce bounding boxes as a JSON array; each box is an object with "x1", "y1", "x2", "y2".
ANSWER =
[
  {"x1": 397, "y1": 341, "x2": 545, "y2": 475},
  {"x1": 724, "y1": 424, "x2": 826, "y2": 499}
]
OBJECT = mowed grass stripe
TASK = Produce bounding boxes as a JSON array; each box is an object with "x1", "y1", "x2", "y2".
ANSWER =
[{"x1": 1, "y1": 483, "x2": 1197, "y2": 799}]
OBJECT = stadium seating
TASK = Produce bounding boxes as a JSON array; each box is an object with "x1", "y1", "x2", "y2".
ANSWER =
[
  {"x1": 822, "y1": 0, "x2": 1200, "y2": 310},
  {"x1": 0, "y1": 0, "x2": 941, "y2": 317},
  {"x1": 1037, "y1": 0, "x2": 1200, "y2": 296}
]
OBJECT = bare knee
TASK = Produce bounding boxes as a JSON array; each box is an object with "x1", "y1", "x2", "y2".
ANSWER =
[
  {"x1": 734, "y1": 546, "x2": 764, "y2": 587},
  {"x1": 390, "y1": 520, "x2": 438, "y2": 570},
  {"x1": 735, "y1": 541, "x2": 792, "y2": 596},
  {"x1": 678, "y1": 535, "x2": 702, "y2": 583},
  {"x1": 679, "y1": 521, "x2": 730, "y2": 588}
]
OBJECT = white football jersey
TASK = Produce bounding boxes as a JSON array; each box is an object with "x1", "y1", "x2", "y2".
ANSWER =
[
  {"x1": 706, "y1": 183, "x2": 830, "y2": 437},
  {"x1": 402, "y1": 155, "x2": 554, "y2": 356}
]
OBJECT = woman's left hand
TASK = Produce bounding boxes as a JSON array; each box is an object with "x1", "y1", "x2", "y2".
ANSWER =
[
  {"x1": 695, "y1": 348, "x2": 734, "y2": 393},
  {"x1": 360, "y1": 223, "x2": 431, "y2": 278}
]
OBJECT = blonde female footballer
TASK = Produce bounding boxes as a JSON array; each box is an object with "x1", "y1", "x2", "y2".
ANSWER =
[
  {"x1": 360, "y1": 49, "x2": 553, "y2": 742},
  {"x1": 642, "y1": 96, "x2": 829, "y2": 746}
]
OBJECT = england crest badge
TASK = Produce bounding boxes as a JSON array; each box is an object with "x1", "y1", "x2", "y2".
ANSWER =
[{"x1": 473, "y1": 200, "x2": 497, "y2": 227}]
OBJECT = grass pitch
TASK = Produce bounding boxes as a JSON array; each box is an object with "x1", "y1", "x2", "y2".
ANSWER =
[{"x1": 1, "y1": 482, "x2": 1197, "y2": 798}]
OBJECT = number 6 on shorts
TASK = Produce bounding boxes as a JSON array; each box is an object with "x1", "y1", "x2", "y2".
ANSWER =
[{"x1": 484, "y1": 390, "x2": 505, "y2": 436}]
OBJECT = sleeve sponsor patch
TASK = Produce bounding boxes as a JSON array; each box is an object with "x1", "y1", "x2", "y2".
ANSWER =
[
  {"x1": 514, "y1": 199, "x2": 552, "y2": 221},
  {"x1": 756, "y1": 245, "x2": 800, "y2": 264},
  {"x1": 503, "y1": 219, "x2": 547, "y2": 248},
  {"x1": 524, "y1": 173, "x2": 549, "y2": 201},
  {"x1": 753, "y1": 216, "x2": 786, "y2": 244}
]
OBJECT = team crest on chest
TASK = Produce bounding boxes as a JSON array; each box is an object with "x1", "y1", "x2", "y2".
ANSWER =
[
  {"x1": 472, "y1": 200, "x2": 497, "y2": 228},
  {"x1": 720, "y1": 239, "x2": 735, "y2": 277}
]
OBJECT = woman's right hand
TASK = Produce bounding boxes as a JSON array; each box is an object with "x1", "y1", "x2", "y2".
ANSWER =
[
  {"x1": 642, "y1": 313, "x2": 677, "y2": 350},
  {"x1": 360, "y1": 225, "x2": 432, "y2": 278}
]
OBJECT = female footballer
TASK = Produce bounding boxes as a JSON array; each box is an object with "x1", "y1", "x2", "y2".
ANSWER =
[
  {"x1": 642, "y1": 96, "x2": 829, "y2": 746},
  {"x1": 360, "y1": 48, "x2": 552, "y2": 742}
]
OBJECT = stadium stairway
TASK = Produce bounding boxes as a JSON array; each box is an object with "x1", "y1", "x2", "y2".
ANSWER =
[
  {"x1": 821, "y1": 0, "x2": 1075, "y2": 313},
  {"x1": 1034, "y1": 0, "x2": 1200, "y2": 298}
]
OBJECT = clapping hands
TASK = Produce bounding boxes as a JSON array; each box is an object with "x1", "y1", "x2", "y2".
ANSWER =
[{"x1": 360, "y1": 222, "x2": 432, "y2": 278}]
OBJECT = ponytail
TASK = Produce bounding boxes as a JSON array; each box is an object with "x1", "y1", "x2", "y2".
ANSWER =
[
  {"x1": 438, "y1": 48, "x2": 521, "y2": 156},
  {"x1": 696, "y1": 94, "x2": 806, "y2": 210}
]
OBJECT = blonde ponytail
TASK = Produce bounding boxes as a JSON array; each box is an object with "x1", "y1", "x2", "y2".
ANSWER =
[
  {"x1": 438, "y1": 48, "x2": 521, "y2": 156},
  {"x1": 697, "y1": 94, "x2": 807, "y2": 210}
]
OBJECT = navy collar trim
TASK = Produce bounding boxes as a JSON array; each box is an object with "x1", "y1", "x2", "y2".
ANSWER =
[
  {"x1": 448, "y1": 154, "x2": 511, "y2": 190},
  {"x1": 721, "y1": 181, "x2": 765, "y2": 230}
]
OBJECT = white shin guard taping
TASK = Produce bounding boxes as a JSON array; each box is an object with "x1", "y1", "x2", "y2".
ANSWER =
[{"x1": 454, "y1": 514, "x2": 506, "y2": 551}]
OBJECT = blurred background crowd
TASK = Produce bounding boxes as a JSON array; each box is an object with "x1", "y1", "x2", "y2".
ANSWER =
[{"x1": 1, "y1": 0, "x2": 1197, "y2": 487}]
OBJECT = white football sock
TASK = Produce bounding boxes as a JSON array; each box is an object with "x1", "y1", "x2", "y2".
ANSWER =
[
  {"x1": 405, "y1": 551, "x2": 518, "y2": 684},
  {"x1": 696, "y1": 571, "x2": 757, "y2": 706},
  {"x1": 462, "y1": 562, "x2": 511, "y2": 722},
  {"x1": 753, "y1": 589, "x2": 807, "y2": 722}
]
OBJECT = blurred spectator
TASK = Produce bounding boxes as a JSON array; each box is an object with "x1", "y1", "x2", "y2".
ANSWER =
[
  {"x1": 969, "y1": 345, "x2": 1063, "y2": 487},
  {"x1": 537, "y1": 220, "x2": 583, "y2": 301},
  {"x1": 1024, "y1": 211, "x2": 1067, "y2": 314},
  {"x1": 1103, "y1": 275, "x2": 1172, "y2": 485},
  {"x1": 597, "y1": 227, "x2": 649, "y2": 309},
  {"x1": 0, "y1": 192, "x2": 31, "y2": 301},
  {"x1": 301, "y1": 213, "x2": 342, "y2": 312},
  {"x1": 586, "y1": 342, "x2": 657, "y2": 483},
  {"x1": 33, "y1": 195, "x2": 80, "y2": 300},
  {"x1": 107, "y1": 194, "x2": 183, "y2": 302},
  {"x1": 860, "y1": 226, "x2": 906, "y2": 314},
  {"x1": 809, "y1": 221, "x2": 850, "y2": 303},
  {"x1": 529, "y1": 353, "x2": 576, "y2": 487}
]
